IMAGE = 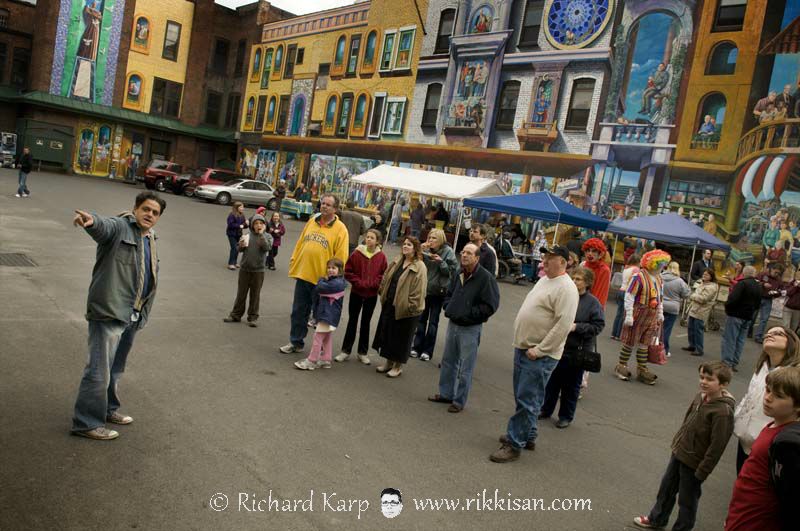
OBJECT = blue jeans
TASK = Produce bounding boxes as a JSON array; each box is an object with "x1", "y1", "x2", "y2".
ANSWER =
[
  {"x1": 611, "y1": 290, "x2": 625, "y2": 338},
  {"x1": 662, "y1": 312, "x2": 678, "y2": 355},
  {"x1": 18, "y1": 170, "x2": 29, "y2": 195},
  {"x1": 505, "y1": 349, "x2": 559, "y2": 448},
  {"x1": 722, "y1": 316, "x2": 750, "y2": 368},
  {"x1": 438, "y1": 322, "x2": 482, "y2": 408},
  {"x1": 687, "y1": 316, "x2": 705, "y2": 353},
  {"x1": 413, "y1": 294, "x2": 444, "y2": 357},
  {"x1": 755, "y1": 298, "x2": 773, "y2": 341},
  {"x1": 227, "y1": 236, "x2": 239, "y2": 266},
  {"x1": 72, "y1": 320, "x2": 138, "y2": 432},
  {"x1": 540, "y1": 356, "x2": 584, "y2": 422},
  {"x1": 389, "y1": 220, "x2": 401, "y2": 243},
  {"x1": 289, "y1": 279, "x2": 316, "y2": 348}
]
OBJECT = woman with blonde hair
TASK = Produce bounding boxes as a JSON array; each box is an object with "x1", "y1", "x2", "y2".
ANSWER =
[
  {"x1": 661, "y1": 261, "x2": 689, "y2": 357},
  {"x1": 412, "y1": 229, "x2": 458, "y2": 362}
]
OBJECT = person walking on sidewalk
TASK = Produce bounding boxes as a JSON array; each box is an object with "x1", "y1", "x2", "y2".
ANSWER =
[
  {"x1": 490, "y1": 245, "x2": 579, "y2": 463},
  {"x1": 336, "y1": 229, "x2": 388, "y2": 365},
  {"x1": 14, "y1": 146, "x2": 33, "y2": 198},
  {"x1": 279, "y1": 194, "x2": 349, "y2": 355},
  {"x1": 721, "y1": 266, "x2": 762, "y2": 371},
  {"x1": 70, "y1": 192, "x2": 166, "y2": 441},
  {"x1": 225, "y1": 202, "x2": 248, "y2": 270},
  {"x1": 428, "y1": 243, "x2": 499, "y2": 413},
  {"x1": 223, "y1": 214, "x2": 272, "y2": 327}
]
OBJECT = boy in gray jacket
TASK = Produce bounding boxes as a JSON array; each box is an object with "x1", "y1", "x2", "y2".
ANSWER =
[{"x1": 224, "y1": 214, "x2": 273, "y2": 327}]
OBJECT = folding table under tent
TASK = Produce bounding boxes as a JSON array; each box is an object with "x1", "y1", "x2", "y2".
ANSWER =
[{"x1": 605, "y1": 212, "x2": 731, "y2": 273}]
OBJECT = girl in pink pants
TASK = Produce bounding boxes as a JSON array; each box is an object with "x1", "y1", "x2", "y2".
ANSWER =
[{"x1": 295, "y1": 258, "x2": 347, "y2": 370}]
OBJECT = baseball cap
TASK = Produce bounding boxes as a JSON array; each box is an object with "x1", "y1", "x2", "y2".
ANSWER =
[{"x1": 539, "y1": 245, "x2": 570, "y2": 261}]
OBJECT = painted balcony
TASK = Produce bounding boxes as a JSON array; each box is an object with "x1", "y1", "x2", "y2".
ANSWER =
[
  {"x1": 516, "y1": 121, "x2": 558, "y2": 151},
  {"x1": 736, "y1": 118, "x2": 800, "y2": 167},
  {"x1": 591, "y1": 122, "x2": 675, "y2": 167}
]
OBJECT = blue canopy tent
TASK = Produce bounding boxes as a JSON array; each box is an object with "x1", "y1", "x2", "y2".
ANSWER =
[
  {"x1": 605, "y1": 213, "x2": 731, "y2": 275},
  {"x1": 462, "y1": 191, "x2": 610, "y2": 241}
]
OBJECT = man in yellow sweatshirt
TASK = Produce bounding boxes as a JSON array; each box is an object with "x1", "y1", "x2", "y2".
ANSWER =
[{"x1": 280, "y1": 193, "x2": 349, "y2": 353}]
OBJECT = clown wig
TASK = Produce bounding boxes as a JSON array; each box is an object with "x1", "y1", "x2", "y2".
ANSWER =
[
  {"x1": 640, "y1": 249, "x2": 671, "y2": 271},
  {"x1": 582, "y1": 238, "x2": 607, "y2": 254}
]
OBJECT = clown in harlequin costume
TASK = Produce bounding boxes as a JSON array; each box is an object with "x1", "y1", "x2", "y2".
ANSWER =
[
  {"x1": 615, "y1": 250, "x2": 671, "y2": 385},
  {"x1": 580, "y1": 238, "x2": 611, "y2": 308}
]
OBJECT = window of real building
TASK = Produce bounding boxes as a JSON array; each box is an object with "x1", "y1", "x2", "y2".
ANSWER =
[
  {"x1": 713, "y1": 0, "x2": 747, "y2": 32},
  {"x1": 706, "y1": 41, "x2": 738, "y2": 75},
  {"x1": 496, "y1": 81, "x2": 520, "y2": 129},
  {"x1": 234, "y1": 39, "x2": 247, "y2": 77},
  {"x1": 565, "y1": 78, "x2": 595, "y2": 130},
  {"x1": 11, "y1": 47, "x2": 30, "y2": 89},
  {"x1": 0, "y1": 43, "x2": 6, "y2": 84},
  {"x1": 368, "y1": 92, "x2": 387, "y2": 138},
  {"x1": 255, "y1": 95, "x2": 267, "y2": 130},
  {"x1": 211, "y1": 38, "x2": 230, "y2": 75},
  {"x1": 162, "y1": 21, "x2": 181, "y2": 61},
  {"x1": 225, "y1": 93, "x2": 241, "y2": 129},
  {"x1": 261, "y1": 49, "x2": 273, "y2": 89},
  {"x1": 296, "y1": 48, "x2": 304, "y2": 65},
  {"x1": 421, "y1": 83, "x2": 442, "y2": 127},
  {"x1": 519, "y1": 1, "x2": 544, "y2": 47},
  {"x1": 251, "y1": 48, "x2": 263, "y2": 81},
  {"x1": 337, "y1": 93, "x2": 354, "y2": 136},
  {"x1": 204, "y1": 91, "x2": 222, "y2": 125},
  {"x1": 382, "y1": 97, "x2": 406, "y2": 135},
  {"x1": 379, "y1": 31, "x2": 397, "y2": 71},
  {"x1": 347, "y1": 35, "x2": 361, "y2": 75},
  {"x1": 276, "y1": 95, "x2": 291, "y2": 133},
  {"x1": 395, "y1": 28, "x2": 415, "y2": 70},
  {"x1": 150, "y1": 77, "x2": 183, "y2": 118},
  {"x1": 0, "y1": 9, "x2": 9, "y2": 28},
  {"x1": 316, "y1": 63, "x2": 330, "y2": 90},
  {"x1": 284, "y1": 44, "x2": 297, "y2": 78},
  {"x1": 435, "y1": 10, "x2": 455, "y2": 55}
]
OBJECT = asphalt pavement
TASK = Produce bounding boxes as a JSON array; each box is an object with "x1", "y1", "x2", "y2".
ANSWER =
[{"x1": 0, "y1": 169, "x2": 767, "y2": 530}]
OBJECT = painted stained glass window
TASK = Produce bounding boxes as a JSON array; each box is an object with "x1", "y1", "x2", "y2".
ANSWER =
[{"x1": 545, "y1": 0, "x2": 612, "y2": 49}]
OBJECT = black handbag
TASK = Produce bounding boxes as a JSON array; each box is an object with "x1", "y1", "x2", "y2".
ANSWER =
[{"x1": 575, "y1": 343, "x2": 601, "y2": 373}]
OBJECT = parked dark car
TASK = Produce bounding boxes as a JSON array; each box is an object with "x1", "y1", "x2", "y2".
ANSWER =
[
  {"x1": 183, "y1": 167, "x2": 247, "y2": 197},
  {"x1": 140, "y1": 160, "x2": 188, "y2": 194}
]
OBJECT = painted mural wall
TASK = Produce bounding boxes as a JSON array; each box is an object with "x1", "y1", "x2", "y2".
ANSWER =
[{"x1": 50, "y1": 0, "x2": 127, "y2": 105}]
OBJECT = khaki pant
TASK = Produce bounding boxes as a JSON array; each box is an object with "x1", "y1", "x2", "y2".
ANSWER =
[{"x1": 230, "y1": 270, "x2": 265, "y2": 321}]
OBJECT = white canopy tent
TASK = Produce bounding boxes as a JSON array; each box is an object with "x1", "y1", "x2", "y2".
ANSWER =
[{"x1": 348, "y1": 164, "x2": 507, "y2": 241}]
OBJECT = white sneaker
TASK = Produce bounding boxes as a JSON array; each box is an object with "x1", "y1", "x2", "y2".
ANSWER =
[
  {"x1": 357, "y1": 354, "x2": 371, "y2": 365},
  {"x1": 294, "y1": 358, "x2": 316, "y2": 370},
  {"x1": 14, "y1": 194, "x2": 21, "y2": 198},
  {"x1": 316, "y1": 360, "x2": 332, "y2": 369},
  {"x1": 22, "y1": 193, "x2": 29, "y2": 198},
  {"x1": 280, "y1": 343, "x2": 301, "y2": 354},
  {"x1": 419, "y1": 353, "x2": 431, "y2": 362},
  {"x1": 667, "y1": 351, "x2": 672, "y2": 358},
  {"x1": 334, "y1": 352, "x2": 350, "y2": 362},
  {"x1": 410, "y1": 350, "x2": 419, "y2": 358}
]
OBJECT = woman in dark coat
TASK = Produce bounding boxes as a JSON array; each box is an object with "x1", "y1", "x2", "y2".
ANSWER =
[
  {"x1": 373, "y1": 236, "x2": 427, "y2": 378},
  {"x1": 540, "y1": 266, "x2": 605, "y2": 428}
]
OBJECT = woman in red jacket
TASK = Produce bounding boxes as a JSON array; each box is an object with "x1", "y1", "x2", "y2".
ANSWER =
[{"x1": 335, "y1": 228, "x2": 388, "y2": 365}]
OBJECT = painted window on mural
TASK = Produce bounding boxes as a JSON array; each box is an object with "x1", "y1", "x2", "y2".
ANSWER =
[
  {"x1": 363, "y1": 31, "x2": 377, "y2": 67},
  {"x1": 666, "y1": 180, "x2": 726, "y2": 208},
  {"x1": 284, "y1": 45, "x2": 297, "y2": 78},
  {"x1": 713, "y1": 0, "x2": 747, "y2": 32},
  {"x1": 519, "y1": 1, "x2": 544, "y2": 47},
  {"x1": 325, "y1": 95, "x2": 338, "y2": 127},
  {"x1": 277, "y1": 95, "x2": 291, "y2": 133},
  {"x1": 395, "y1": 29, "x2": 415, "y2": 70},
  {"x1": 379, "y1": 31, "x2": 396, "y2": 71},
  {"x1": 544, "y1": 0, "x2": 612, "y2": 48},
  {"x1": 531, "y1": 80, "x2": 553, "y2": 124},
  {"x1": 132, "y1": 16, "x2": 150, "y2": 53},
  {"x1": 368, "y1": 93, "x2": 387, "y2": 138},
  {"x1": 274, "y1": 45, "x2": 284, "y2": 71},
  {"x1": 266, "y1": 96, "x2": 276, "y2": 126},
  {"x1": 692, "y1": 93, "x2": 726, "y2": 149},
  {"x1": 125, "y1": 73, "x2": 143, "y2": 108},
  {"x1": 382, "y1": 97, "x2": 406, "y2": 135},
  {"x1": 290, "y1": 98, "x2": 305, "y2": 136},
  {"x1": 565, "y1": 78, "x2": 595, "y2": 130},
  {"x1": 334, "y1": 36, "x2": 346, "y2": 66},
  {"x1": 447, "y1": 59, "x2": 490, "y2": 129},
  {"x1": 77, "y1": 129, "x2": 95, "y2": 173},
  {"x1": 706, "y1": 42, "x2": 738, "y2": 75},
  {"x1": 353, "y1": 93, "x2": 368, "y2": 129},
  {"x1": 337, "y1": 94, "x2": 353, "y2": 136},
  {"x1": 469, "y1": 5, "x2": 493, "y2": 34},
  {"x1": 255, "y1": 95, "x2": 267, "y2": 130},
  {"x1": 261, "y1": 49, "x2": 273, "y2": 89},
  {"x1": 162, "y1": 21, "x2": 181, "y2": 61},
  {"x1": 496, "y1": 81, "x2": 520, "y2": 129},
  {"x1": 251, "y1": 48, "x2": 262, "y2": 80},
  {"x1": 435, "y1": 9, "x2": 455, "y2": 54},
  {"x1": 347, "y1": 35, "x2": 361, "y2": 75},
  {"x1": 421, "y1": 83, "x2": 442, "y2": 127},
  {"x1": 245, "y1": 96, "x2": 255, "y2": 128}
]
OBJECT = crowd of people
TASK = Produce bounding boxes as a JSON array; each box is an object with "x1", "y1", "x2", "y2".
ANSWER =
[{"x1": 67, "y1": 190, "x2": 800, "y2": 530}]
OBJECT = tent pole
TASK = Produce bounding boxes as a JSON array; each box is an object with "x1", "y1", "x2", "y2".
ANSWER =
[
  {"x1": 454, "y1": 202, "x2": 464, "y2": 251},
  {"x1": 554, "y1": 223, "x2": 560, "y2": 245},
  {"x1": 689, "y1": 244, "x2": 697, "y2": 284},
  {"x1": 611, "y1": 235, "x2": 618, "y2": 270}
]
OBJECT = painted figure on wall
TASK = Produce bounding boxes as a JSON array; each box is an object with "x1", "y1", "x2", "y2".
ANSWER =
[
  {"x1": 134, "y1": 17, "x2": 149, "y2": 50},
  {"x1": 255, "y1": 149, "x2": 277, "y2": 183},
  {"x1": 449, "y1": 59, "x2": 490, "y2": 130},
  {"x1": 470, "y1": 5, "x2": 493, "y2": 34},
  {"x1": 532, "y1": 81, "x2": 552, "y2": 124},
  {"x1": 78, "y1": 129, "x2": 95, "y2": 173},
  {"x1": 126, "y1": 75, "x2": 141, "y2": 105},
  {"x1": 77, "y1": 0, "x2": 104, "y2": 60},
  {"x1": 639, "y1": 62, "x2": 668, "y2": 115}
]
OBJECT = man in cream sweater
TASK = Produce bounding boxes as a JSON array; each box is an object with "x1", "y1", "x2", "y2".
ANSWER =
[{"x1": 490, "y1": 245, "x2": 579, "y2": 463}]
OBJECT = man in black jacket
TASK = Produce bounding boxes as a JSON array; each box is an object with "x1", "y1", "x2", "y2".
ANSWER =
[
  {"x1": 428, "y1": 243, "x2": 499, "y2": 412},
  {"x1": 14, "y1": 146, "x2": 33, "y2": 198},
  {"x1": 721, "y1": 265, "x2": 762, "y2": 371},
  {"x1": 770, "y1": 418, "x2": 800, "y2": 531},
  {"x1": 690, "y1": 249, "x2": 713, "y2": 282}
]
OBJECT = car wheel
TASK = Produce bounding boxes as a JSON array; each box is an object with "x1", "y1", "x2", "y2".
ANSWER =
[
  {"x1": 184, "y1": 188, "x2": 194, "y2": 197},
  {"x1": 154, "y1": 179, "x2": 167, "y2": 192},
  {"x1": 266, "y1": 198, "x2": 278, "y2": 211},
  {"x1": 217, "y1": 192, "x2": 232, "y2": 206}
]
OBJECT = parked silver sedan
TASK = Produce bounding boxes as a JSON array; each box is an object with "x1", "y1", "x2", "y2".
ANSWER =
[{"x1": 195, "y1": 179, "x2": 277, "y2": 209}]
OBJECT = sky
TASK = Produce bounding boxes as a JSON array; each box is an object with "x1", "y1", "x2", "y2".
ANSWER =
[{"x1": 216, "y1": 0, "x2": 354, "y2": 16}]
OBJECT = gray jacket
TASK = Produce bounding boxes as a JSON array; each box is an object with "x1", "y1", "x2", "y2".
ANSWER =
[
  {"x1": 84, "y1": 213, "x2": 158, "y2": 329},
  {"x1": 662, "y1": 271, "x2": 690, "y2": 315},
  {"x1": 423, "y1": 243, "x2": 458, "y2": 297},
  {"x1": 240, "y1": 232, "x2": 272, "y2": 272}
]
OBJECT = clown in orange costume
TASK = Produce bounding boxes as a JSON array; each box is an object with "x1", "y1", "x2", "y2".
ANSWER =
[
  {"x1": 615, "y1": 249, "x2": 671, "y2": 385},
  {"x1": 580, "y1": 238, "x2": 611, "y2": 308}
]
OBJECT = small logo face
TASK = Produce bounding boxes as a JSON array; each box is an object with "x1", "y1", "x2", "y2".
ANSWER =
[{"x1": 380, "y1": 488, "x2": 403, "y2": 519}]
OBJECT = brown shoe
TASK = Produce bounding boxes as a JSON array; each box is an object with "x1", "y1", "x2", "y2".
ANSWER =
[
  {"x1": 72, "y1": 427, "x2": 119, "y2": 440},
  {"x1": 386, "y1": 363, "x2": 403, "y2": 378},
  {"x1": 428, "y1": 394, "x2": 452, "y2": 404},
  {"x1": 637, "y1": 367, "x2": 658, "y2": 385},
  {"x1": 447, "y1": 404, "x2": 462, "y2": 413},
  {"x1": 614, "y1": 363, "x2": 632, "y2": 381},
  {"x1": 499, "y1": 434, "x2": 535, "y2": 451},
  {"x1": 489, "y1": 443, "x2": 521, "y2": 463},
  {"x1": 106, "y1": 411, "x2": 133, "y2": 425}
]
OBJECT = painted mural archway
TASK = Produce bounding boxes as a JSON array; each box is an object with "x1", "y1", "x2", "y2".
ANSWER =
[
  {"x1": 74, "y1": 119, "x2": 119, "y2": 176},
  {"x1": 290, "y1": 97, "x2": 305, "y2": 136}
]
